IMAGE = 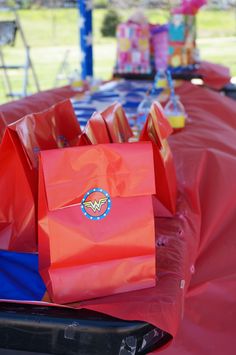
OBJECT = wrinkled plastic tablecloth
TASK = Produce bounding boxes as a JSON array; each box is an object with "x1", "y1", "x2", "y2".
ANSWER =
[
  {"x1": 196, "y1": 60, "x2": 231, "y2": 90},
  {"x1": 157, "y1": 82, "x2": 236, "y2": 354},
  {"x1": 1, "y1": 75, "x2": 236, "y2": 353}
]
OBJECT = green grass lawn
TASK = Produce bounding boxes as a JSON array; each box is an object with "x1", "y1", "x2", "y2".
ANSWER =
[{"x1": 0, "y1": 8, "x2": 236, "y2": 103}]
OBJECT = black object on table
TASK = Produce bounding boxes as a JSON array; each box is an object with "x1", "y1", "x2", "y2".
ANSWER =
[
  {"x1": 0, "y1": 302, "x2": 171, "y2": 355},
  {"x1": 221, "y1": 82, "x2": 236, "y2": 100}
]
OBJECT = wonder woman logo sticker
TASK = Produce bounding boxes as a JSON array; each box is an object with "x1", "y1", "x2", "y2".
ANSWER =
[
  {"x1": 57, "y1": 135, "x2": 69, "y2": 148},
  {"x1": 81, "y1": 188, "x2": 111, "y2": 220}
]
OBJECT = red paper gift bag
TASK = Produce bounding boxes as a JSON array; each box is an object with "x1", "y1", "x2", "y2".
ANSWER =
[
  {"x1": 84, "y1": 112, "x2": 111, "y2": 144},
  {"x1": 77, "y1": 132, "x2": 92, "y2": 146},
  {"x1": 101, "y1": 102, "x2": 133, "y2": 142},
  {"x1": 0, "y1": 129, "x2": 36, "y2": 251},
  {"x1": 0, "y1": 113, "x2": 7, "y2": 142},
  {"x1": 13, "y1": 99, "x2": 81, "y2": 169},
  {"x1": 140, "y1": 101, "x2": 177, "y2": 215},
  {"x1": 38, "y1": 142, "x2": 156, "y2": 304},
  {"x1": 0, "y1": 100, "x2": 81, "y2": 252}
]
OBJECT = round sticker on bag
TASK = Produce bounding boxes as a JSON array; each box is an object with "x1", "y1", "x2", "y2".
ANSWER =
[{"x1": 81, "y1": 188, "x2": 111, "y2": 220}]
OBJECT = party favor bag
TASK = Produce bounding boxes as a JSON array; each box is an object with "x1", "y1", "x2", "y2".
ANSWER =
[
  {"x1": 0, "y1": 100, "x2": 81, "y2": 252},
  {"x1": 140, "y1": 101, "x2": 177, "y2": 215},
  {"x1": 0, "y1": 112, "x2": 7, "y2": 142},
  {"x1": 14, "y1": 99, "x2": 81, "y2": 169},
  {"x1": 85, "y1": 112, "x2": 111, "y2": 144},
  {"x1": 0, "y1": 128, "x2": 36, "y2": 251},
  {"x1": 77, "y1": 132, "x2": 92, "y2": 146},
  {"x1": 101, "y1": 102, "x2": 133, "y2": 143},
  {"x1": 38, "y1": 142, "x2": 156, "y2": 304}
]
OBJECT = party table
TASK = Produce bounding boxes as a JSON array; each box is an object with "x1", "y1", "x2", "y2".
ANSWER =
[{"x1": 0, "y1": 73, "x2": 236, "y2": 354}]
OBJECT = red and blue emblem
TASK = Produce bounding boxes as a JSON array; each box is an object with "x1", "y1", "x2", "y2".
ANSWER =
[
  {"x1": 57, "y1": 135, "x2": 69, "y2": 148},
  {"x1": 81, "y1": 188, "x2": 111, "y2": 220}
]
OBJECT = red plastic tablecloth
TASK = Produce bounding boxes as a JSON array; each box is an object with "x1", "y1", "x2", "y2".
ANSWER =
[
  {"x1": 1, "y1": 77, "x2": 236, "y2": 354},
  {"x1": 38, "y1": 81, "x2": 236, "y2": 354},
  {"x1": 71, "y1": 82, "x2": 236, "y2": 349},
  {"x1": 197, "y1": 60, "x2": 231, "y2": 90},
  {"x1": 156, "y1": 82, "x2": 236, "y2": 354}
]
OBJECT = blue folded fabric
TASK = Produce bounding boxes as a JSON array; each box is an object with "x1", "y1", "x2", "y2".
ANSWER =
[
  {"x1": 73, "y1": 105, "x2": 96, "y2": 111},
  {"x1": 124, "y1": 92, "x2": 144, "y2": 100},
  {"x1": 74, "y1": 110, "x2": 95, "y2": 119},
  {"x1": 169, "y1": 64, "x2": 198, "y2": 74},
  {"x1": 131, "y1": 87, "x2": 149, "y2": 93},
  {"x1": 72, "y1": 99, "x2": 91, "y2": 106},
  {"x1": 0, "y1": 250, "x2": 46, "y2": 301},
  {"x1": 90, "y1": 91, "x2": 119, "y2": 100},
  {"x1": 124, "y1": 92, "x2": 144, "y2": 101},
  {"x1": 122, "y1": 101, "x2": 140, "y2": 109},
  {"x1": 90, "y1": 96, "x2": 119, "y2": 102}
]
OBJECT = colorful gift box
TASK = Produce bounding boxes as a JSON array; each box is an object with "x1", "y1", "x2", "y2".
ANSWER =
[
  {"x1": 115, "y1": 21, "x2": 151, "y2": 74},
  {"x1": 150, "y1": 24, "x2": 169, "y2": 71},
  {"x1": 168, "y1": 14, "x2": 196, "y2": 67}
]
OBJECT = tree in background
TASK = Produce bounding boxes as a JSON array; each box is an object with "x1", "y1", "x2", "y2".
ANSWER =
[{"x1": 101, "y1": 8, "x2": 121, "y2": 37}]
